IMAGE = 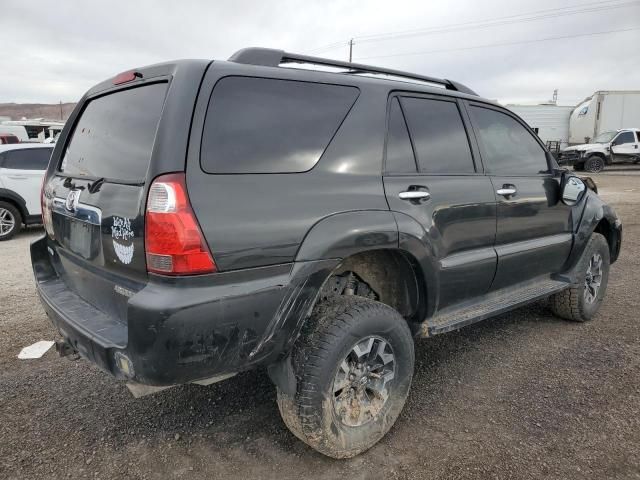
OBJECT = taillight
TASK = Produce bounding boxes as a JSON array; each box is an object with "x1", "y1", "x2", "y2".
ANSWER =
[
  {"x1": 145, "y1": 173, "x2": 216, "y2": 275},
  {"x1": 41, "y1": 176, "x2": 55, "y2": 239}
]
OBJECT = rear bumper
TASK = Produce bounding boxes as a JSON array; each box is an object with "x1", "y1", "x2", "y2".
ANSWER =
[{"x1": 31, "y1": 236, "x2": 336, "y2": 386}]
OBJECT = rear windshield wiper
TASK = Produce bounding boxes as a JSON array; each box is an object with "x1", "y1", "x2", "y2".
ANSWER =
[{"x1": 87, "y1": 177, "x2": 106, "y2": 194}]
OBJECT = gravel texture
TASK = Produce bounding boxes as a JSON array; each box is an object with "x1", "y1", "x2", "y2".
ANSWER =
[{"x1": 1, "y1": 169, "x2": 639, "y2": 479}]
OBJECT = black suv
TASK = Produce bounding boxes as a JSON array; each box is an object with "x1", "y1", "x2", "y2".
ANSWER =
[{"x1": 32, "y1": 48, "x2": 622, "y2": 458}]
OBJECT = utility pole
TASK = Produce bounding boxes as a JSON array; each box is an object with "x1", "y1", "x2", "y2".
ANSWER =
[
  {"x1": 348, "y1": 38, "x2": 354, "y2": 63},
  {"x1": 59, "y1": 101, "x2": 63, "y2": 120}
]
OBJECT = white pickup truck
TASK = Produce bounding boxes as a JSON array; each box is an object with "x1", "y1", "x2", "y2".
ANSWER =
[{"x1": 558, "y1": 128, "x2": 640, "y2": 173}]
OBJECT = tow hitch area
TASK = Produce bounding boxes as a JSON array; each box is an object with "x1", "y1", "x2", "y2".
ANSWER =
[{"x1": 55, "y1": 340, "x2": 77, "y2": 357}]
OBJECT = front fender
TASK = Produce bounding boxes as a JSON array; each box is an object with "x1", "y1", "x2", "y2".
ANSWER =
[{"x1": 564, "y1": 190, "x2": 621, "y2": 276}]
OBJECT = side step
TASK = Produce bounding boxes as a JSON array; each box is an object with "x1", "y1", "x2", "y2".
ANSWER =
[{"x1": 420, "y1": 278, "x2": 569, "y2": 337}]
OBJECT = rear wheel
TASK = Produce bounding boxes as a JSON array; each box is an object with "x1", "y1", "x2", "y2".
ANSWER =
[
  {"x1": 584, "y1": 155, "x2": 605, "y2": 173},
  {"x1": 276, "y1": 296, "x2": 414, "y2": 458},
  {"x1": 550, "y1": 233, "x2": 610, "y2": 322},
  {"x1": 0, "y1": 201, "x2": 21, "y2": 241}
]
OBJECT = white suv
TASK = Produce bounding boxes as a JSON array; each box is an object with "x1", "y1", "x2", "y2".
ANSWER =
[{"x1": 0, "y1": 144, "x2": 53, "y2": 240}]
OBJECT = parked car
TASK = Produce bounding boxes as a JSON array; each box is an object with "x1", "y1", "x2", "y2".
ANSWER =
[
  {"x1": 0, "y1": 144, "x2": 53, "y2": 239},
  {"x1": 0, "y1": 124, "x2": 30, "y2": 142},
  {"x1": 558, "y1": 128, "x2": 640, "y2": 172},
  {"x1": 32, "y1": 48, "x2": 622, "y2": 458},
  {"x1": 0, "y1": 134, "x2": 20, "y2": 144}
]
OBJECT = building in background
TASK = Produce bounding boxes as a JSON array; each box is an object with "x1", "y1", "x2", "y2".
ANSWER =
[
  {"x1": 0, "y1": 118, "x2": 64, "y2": 142},
  {"x1": 506, "y1": 103, "x2": 574, "y2": 151}
]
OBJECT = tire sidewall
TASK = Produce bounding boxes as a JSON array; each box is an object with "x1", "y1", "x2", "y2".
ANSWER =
[{"x1": 299, "y1": 300, "x2": 414, "y2": 456}]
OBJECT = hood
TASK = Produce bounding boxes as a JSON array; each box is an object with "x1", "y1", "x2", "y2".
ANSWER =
[{"x1": 563, "y1": 143, "x2": 605, "y2": 152}]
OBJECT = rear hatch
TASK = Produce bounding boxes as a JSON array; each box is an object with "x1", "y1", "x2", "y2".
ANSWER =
[{"x1": 40, "y1": 59, "x2": 212, "y2": 324}]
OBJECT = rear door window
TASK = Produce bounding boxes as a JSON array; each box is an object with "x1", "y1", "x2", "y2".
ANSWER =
[
  {"x1": 400, "y1": 97, "x2": 475, "y2": 174},
  {"x1": 385, "y1": 98, "x2": 417, "y2": 173},
  {"x1": 60, "y1": 82, "x2": 168, "y2": 181},
  {"x1": 3, "y1": 148, "x2": 52, "y2": 170},
  {"x1": 470, "y1": 105, "x2": 549, "y2": 175},
  {"x1": 201, "y1": 77, "x2": 359, "y2": 174}
]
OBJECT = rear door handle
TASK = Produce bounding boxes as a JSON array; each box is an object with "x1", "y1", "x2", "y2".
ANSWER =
[
  {"x1": 496, "y1": 186, "x2": 517, "y2": 197},
  {"x1": 399, "y1": 191, "x2": 430, "y2": 200}
]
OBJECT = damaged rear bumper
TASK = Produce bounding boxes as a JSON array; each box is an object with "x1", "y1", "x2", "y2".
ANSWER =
[{"x1": 31, "y1": 235, "x2": 337, "y2": 387}]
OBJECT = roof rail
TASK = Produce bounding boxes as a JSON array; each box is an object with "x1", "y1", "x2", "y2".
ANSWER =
[{"x1": 228, "y1": 47, "x2": 478, "y2": 96}]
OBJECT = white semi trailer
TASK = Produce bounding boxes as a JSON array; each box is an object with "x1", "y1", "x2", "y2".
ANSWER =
[{"x1": 569, "y1": 91, "x2": 640, "y2": 145}]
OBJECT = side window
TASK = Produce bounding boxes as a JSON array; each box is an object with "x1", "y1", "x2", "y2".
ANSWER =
[
  {"x1": 385, "y1": 98, "x2": 417, "y2": 173},
  {"x1": 3, "y1": 148, "x2": 52, "y2": 170},
  {"x1": 615, "y1": 131, "x2": 635, "y2": 145},
  {"x1": 400, "y1": 97, "x2": 475, "y2": 174},
  {"x1": 636, "y1": 131, "x2": 640, "y2": 142},
  {"x1": 201, "y1": 77, "x2": 359, "y2": 174},
  {"x1": 470, "y1": 106, "x2": 548, "y2": 175}
]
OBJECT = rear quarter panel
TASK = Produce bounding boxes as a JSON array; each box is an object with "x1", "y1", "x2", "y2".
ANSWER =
[{"x1": 186, "y1": 62, "x2": 390, "y2": 271}]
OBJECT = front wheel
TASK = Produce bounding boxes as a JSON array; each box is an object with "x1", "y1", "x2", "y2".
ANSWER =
[
  {"x1": 277, "y1": 296, "x2": 414, "y2": 458},
  {"x1": 550, "y1": 233, "x2": 610, "y2": 322},
  {"x1": 584, "y1": 155, "x2": 605, "y2": 173}
]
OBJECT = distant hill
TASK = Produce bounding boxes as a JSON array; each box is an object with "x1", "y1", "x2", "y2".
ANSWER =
[{"x1": 0, "y1": 103, "x2": 76, "y2": 122}]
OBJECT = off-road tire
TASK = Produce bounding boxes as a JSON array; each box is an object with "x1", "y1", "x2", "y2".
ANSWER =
[
  {"x1": 550, "y1": 233, "x2": 610, "y2": 322},
  {"x1": 584, "y1": 155, "x2": 605, "y2": 173},
  {"x1": 0, "y1": 201, "x2": 21, "y2": 241},
  {"x1": 276, "y1": 296, "x2": 414, "y2": 458}
]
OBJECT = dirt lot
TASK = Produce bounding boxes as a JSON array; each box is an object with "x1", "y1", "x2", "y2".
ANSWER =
[{"x1": 1, "y1": 169, "x2": 639, "y2": 480}]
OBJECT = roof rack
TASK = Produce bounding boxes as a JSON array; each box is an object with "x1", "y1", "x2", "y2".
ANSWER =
[{"x1": 228, "y1": 47, "x2": 478, "y2": 96}]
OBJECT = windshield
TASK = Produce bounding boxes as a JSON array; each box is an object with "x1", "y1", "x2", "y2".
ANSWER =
[{"x1": 592, "y1": 131, "x2": 617, "y2": 143}]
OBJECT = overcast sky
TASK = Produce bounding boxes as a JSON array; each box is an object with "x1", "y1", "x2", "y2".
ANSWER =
[{"x1": 1, "y1": 0, "x2": 638, "y2": 106}]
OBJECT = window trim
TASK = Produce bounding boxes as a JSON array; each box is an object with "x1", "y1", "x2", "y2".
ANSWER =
[
  {"x1": 464, "y1": 100, "x2": 553, "y2": 177},
  {"x1": 199, "y1": 74, "x2": 360, "y2": 175},
  {"x1": 383, "y1": 91, "x2": 480, "y2": 177}
]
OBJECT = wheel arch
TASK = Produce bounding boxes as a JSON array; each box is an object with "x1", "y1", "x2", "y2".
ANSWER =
[{"x1": 0, "y1": 188, "x2": 27, "y2": 222}]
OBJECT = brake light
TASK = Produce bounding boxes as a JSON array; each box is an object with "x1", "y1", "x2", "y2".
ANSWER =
[
  {"x1": 40, "y1": 177, "x2": 55, "y2": 239},
  {"x1": 113, "y1": 71, "x2": 142, "y2": 85},
  {"x1": 145, "y1": 173, "x2": 216, "y2": 275}
]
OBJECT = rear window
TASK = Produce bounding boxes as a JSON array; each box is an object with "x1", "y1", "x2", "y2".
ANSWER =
[
  {"x1": 201, "y1": 77, "x2": 359, "y2": 174},
  {"x1": 2, "y1": 148, "x2": 52, "y2": 170},
  {"x1": 60, "y1": 82, "x2": 168, "y2": 181}
]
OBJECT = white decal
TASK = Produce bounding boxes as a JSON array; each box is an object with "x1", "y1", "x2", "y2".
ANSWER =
[{"x1": 112, "y1": 216, "x2": 134, "y2": 264}]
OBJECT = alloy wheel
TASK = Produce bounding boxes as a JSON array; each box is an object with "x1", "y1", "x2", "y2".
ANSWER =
[
  {"x1": 584, "y1": 252, "x2": 603, "y2": 304},
  {"x1": 0, "y1": 207, "x2": 16, "y2": 237},
  {"x1": 332, "y1": 336, "x2": 395, "y2": 427}
]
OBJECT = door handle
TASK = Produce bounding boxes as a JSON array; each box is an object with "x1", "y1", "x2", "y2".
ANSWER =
[
  {"x1": 399, "y1": 191, "x2": 430, "y2": 200},
  {"x1": 496, "y1": 186, "x2": 517, "y2": 197}
]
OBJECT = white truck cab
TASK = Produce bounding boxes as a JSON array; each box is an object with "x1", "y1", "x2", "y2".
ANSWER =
[{"x1": 559, "y1": 128, "x2": 640, "y2": 173}]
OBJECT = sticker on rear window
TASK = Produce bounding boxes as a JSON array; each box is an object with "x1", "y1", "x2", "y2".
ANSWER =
[{"x1": 112, "y1": 216, "x2": 134, "y2": 264}]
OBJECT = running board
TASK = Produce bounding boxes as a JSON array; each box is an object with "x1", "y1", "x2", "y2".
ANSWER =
[{"x1": 419, "y1": 279, "x2": 569, "y2": 337}]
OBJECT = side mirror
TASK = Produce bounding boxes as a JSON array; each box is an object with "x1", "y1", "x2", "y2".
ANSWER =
[{"x1": 562, "y1": 175, "x2": 587, "y2": 206}]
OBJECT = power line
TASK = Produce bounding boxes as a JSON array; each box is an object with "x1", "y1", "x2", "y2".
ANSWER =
[
  {"x1": 304, "y1": 0, "x2": 639, "y2": 55},
  {"x1": 356, "y1": 0, "x2": 639, "y2": 43},
  {"x1": 354, "y1": 26, "x2": 640, "y2": 61}
]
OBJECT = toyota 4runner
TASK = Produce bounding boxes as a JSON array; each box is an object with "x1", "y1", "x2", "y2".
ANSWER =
[{"x1": 32, "y1": 48, "x2": 622, "y2": 458}]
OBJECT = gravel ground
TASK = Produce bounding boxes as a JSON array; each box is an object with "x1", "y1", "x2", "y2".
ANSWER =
[{"x1": 1, "y1": 169, "x2": 639, "y2": 479}]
